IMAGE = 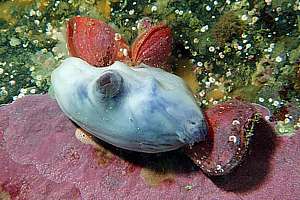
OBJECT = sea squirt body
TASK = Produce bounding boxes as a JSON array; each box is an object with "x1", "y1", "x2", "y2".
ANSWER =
[{"x1": 51, "y1": 57, "x2": 207, "y2": 153}]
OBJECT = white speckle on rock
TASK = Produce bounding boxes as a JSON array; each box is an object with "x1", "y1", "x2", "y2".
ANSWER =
[
  {"x1": 29, "y1": 9, "x2": 36, "y2": 16},
  {"x1": 265, "y1": 0, "x2": 272, "y2": 5},
  {"x1": 122, "y1": 48, "x2": 128, "y2": 57},
  {"x1": 209, "y1": 77, "x2": 215, "y2": 83},
  {"x1": 30, "y1": 89, "x2": 36, "y2": 94},
  {"x1": 229, "y1": 135, "x2": 237, "y2": 144},
  {"x1": 219, "y1": 52, "x2": 225, "y2": 59},
  {"x1": 201, "y1": 25, "x2": 208, "y2": 32},
  {"x1": 209, "y1": 46, "x2": 215, "y2": 52},
  {"x1": 206, "y1": 5, "x2": 211, "y2": 11},
  {"x1": 36, "y1": 10, "x2": 42, "y2": 17},
  {"x1": 265, "y1": 115, "x2": 270, "y2": 121},
  {"x1": 9, "y1": 80, "x2": 16, "y2": 86},
  {"x1": 241, "y1": 14, "x2": 248, "y2": 21},
  {"x1": 275, "y1": 56, "x2": 283, "y2": 63},
  {"x1": 20, "y1": 88, "x2": 27, "y2": 94},
  {"x1": 151, "y1": 5, "x2": 157, "y2": 12},
  {"x1": 114, "y1": 33, "x2": 121, "y2": 41},
  {"x1": 259, "y1": 97, "x2": 265, "y2": 102},
  {"x1": 197, "y1": 62, "x2": 203, "y2": 67},
  {"x1": 226, "y1": 71, "x2": 232, "y2": 77},
  {"x1": 129, "y1": 9, "x2": 135, "y2": 15},
  {"x1": 232, "y1": 120, "x2": 240, "y2": 125},
  {"x1": 268, "y1": 98, "x2": 273, "y2": 103},
  {"x1": 273, "y1": 100, "x2": 280, "y2": 107}
]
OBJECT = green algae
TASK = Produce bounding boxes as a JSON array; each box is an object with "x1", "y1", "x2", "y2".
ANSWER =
[
  {"x1": 0, "y1": 0, "x2": 300, "y2": 133},
  {"x1": 275, "y1": 121, "x2": 296, "y2": 136},
  {"x1": 212, "y1": 11, "x2": 244, "y2": 46}
]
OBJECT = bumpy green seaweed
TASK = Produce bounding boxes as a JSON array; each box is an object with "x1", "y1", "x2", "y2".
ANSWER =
[{"x1": 0, "y1": 0, "x2": 299, "y2": 134}]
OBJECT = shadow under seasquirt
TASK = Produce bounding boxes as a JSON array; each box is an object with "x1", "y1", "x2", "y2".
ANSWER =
[{"x1": 87, "y1": 117, "x2": 278, "y2": 193}]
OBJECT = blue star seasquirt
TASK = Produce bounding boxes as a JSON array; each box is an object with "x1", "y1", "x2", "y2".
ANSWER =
[{"x1": 51, "y1": 57, "x2": 207, "y2": 153}]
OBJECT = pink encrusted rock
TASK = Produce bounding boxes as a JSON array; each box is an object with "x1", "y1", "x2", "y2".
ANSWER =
[
  {"x1": 0, "y1": 95, "x2": 299, "y2": 200},
  {"x1": 0, "y1": 111, "x2": 81, "y2": 199}
]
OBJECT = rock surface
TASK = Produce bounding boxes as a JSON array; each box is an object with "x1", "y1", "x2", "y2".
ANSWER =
[{"x1": 0, "y1": 95, "x2": 299, "y2": 200}]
